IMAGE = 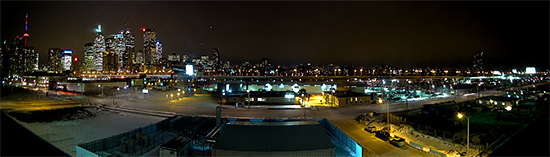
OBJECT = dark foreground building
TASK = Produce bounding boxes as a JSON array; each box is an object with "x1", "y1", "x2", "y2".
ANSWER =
[{"x1": 212, "y1": 121, "x2": 335, "y2": 156}]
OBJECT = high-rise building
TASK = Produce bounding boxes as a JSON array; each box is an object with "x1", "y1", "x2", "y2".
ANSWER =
[
  {"x1": 136, "y1": 50, "x2": 144, "y2": 65},
  {"x1": 84, "y1": 43, "x2": 94, "y2": 71},
  {"x1": 48, "y1": 48, "x2": 63, "y2": 72},
  {"x1": 105, "y1": 33, "x2": 125, "y2": 71},
  {"x1": 103, "y1": 50, "x2": 118, "y2": 71},
  {"x1": 62, "y1": 50, "x2": 72, "y2": 71},
  {"x1": 156, "y1": 40, "x2": 162, "y2": 63},
  {"x1": 122, "y1": 23, "x2": 135, "y2": 65},
  {"x1": 168, "y1": 53, "x2": 181, "y2": 62},
  {"x1": 142, "y1": 27, "x2": 157, "y2": 65},
  {"x1": 212, "y1": 48, "x2": 220, "y2": 70},
  {"x1": 473, "y1": 51, "x2": 483, "y2": 72},
  {"x1": 93, "y1": 25, "x2": 105, "y2": 71}
]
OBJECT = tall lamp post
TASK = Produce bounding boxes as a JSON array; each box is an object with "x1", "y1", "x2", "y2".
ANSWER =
[
  {"x1": 98, "y1": 84, "x2": 104, "y2": 97},
  {"x1": 458, "y1": 113, "x2": 469, "y2": 157}
]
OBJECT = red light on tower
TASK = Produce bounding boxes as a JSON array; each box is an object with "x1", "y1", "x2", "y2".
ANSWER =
[
  {"x1": 142, "y1": 27, "x2": 146, "y2": 32},
  {"x1": 74, "y1": 57, "x2": 78, "y2": 62}
]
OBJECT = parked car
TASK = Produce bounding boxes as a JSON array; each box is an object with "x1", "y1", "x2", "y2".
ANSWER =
[
  {"x1": 389, "y1": 138, "x2": 406, "y2": 147},
  {"x1": 364, "y1": 126, "x2": 377, "y2": 133},
  {"x1": 375, "y1": 131, "x2": 391, "y2": 140}
]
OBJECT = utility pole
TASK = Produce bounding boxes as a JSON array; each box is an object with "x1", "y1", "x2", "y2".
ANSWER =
[{"x1": 387, "y1": 100, "x2": 390, "y2": 132}]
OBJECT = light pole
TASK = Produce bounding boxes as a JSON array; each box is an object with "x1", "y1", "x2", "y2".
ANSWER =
[
  {"x1": 387, "y1": 100, "x2": 390, "y2": 132},
  {"x1": 247, "y1": 90, "x2": 250, "y2": 109},
  {"x1": 458, "y1": 113, "x2": 469, "y2": 157},
  {"x1": 98, "y1": 84, "x2": 104, "y2": 97},
  {"x1": 113, "y1": 87, "x2": 119, "y2": 106}
]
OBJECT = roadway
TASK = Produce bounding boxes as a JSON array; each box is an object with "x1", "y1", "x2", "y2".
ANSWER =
[{"x1": 79, "y1": 88, "x2": 507, "y2": 156}]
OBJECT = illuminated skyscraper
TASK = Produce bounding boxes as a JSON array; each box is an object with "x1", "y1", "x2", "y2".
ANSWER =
[
  {"x1": 156, "y1": 40, "x2": 162, "y2": 63},
  {"x1": 62, "y1": 50, "x2": 72, "y2": 71},
  {"x1": 142, "y1": 27, "x2": 157, "y2": 65},
  {"x1": 48, "y1": 48, "x2": 63, "y2": 72},
  {"x1": 93, "y1": 25, "x2": 105, "y2": 71},
  {"x1": 84, "y1": 43, "x2": 94, "y2": 71},
  {"x1": 105, "y1": 33, "x2": 125, "y2": 71},
  {"x1": 122, "y1": 23, "x2": 135, "y2": 65},
  {"x1": 473, "y1": 51, "x2": 483, "y2": 72},
  {"x1": 212, "y1": 48, "x2": 220, "y2": 70}
]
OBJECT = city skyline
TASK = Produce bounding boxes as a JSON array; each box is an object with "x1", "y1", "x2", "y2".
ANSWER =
[{"x1": 1, "y1": 1, "x2": 548, "y2": 70}]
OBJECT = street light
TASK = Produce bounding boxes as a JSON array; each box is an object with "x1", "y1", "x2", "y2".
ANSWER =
[
  {"x1": 378, "y1": 98, "x2": 390, "y2": 132},
  {"x1": 98, "y1": 84, "x2": 104, "y2": 96},
  {"x1": 458, "y1": 113, "x2": 469, "y2": 157}
]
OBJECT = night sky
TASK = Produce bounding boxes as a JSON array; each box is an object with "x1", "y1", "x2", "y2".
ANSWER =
[{"x1": 2, "y1": 1, "x2": 548, "y2": 70}]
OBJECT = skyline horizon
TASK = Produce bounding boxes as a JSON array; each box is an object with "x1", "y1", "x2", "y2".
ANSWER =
[{"x1": 2, "y1": 1, "x2": 548, "y2": 70}]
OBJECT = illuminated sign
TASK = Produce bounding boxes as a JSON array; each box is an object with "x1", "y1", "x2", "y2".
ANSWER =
[
  {"x1": 186, "y1": 65, "x2": 194, "y2": 76},
  {"x1": 284, "y1": 94, "x2": 295, "y2": 99},
  {"x1": 142, "y1": 89, "x2": 149, "y2": 94},
  {"x1": 526, "y1": 67, "x2": 536, "y2": 74}
]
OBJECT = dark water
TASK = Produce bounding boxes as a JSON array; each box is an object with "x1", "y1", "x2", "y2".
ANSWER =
[{"x1": 489, "y1": 106, "x2": 549, "y2": 157}]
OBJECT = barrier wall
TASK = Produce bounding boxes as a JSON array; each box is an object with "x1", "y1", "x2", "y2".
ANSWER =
[{"x1": 318, "y1": 118, "x2": 362, "y2": 157}]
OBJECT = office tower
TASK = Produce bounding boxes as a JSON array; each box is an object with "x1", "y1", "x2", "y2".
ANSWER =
[
  {"x1": 93, "y1": 25, "x2": 105, "y2": 71},
  {"x1": 142, "y1": 27, "x2": 157, "y2": 65},
  {"x1": 84, "y1": 43, "x2": 94, "y2": 71},
  {"x1": 473, "y1": 51, "x2": 483, "y2": 72},
  {"x1": 156, "y1": 40, "x2": 162, "y2": 63},
  {"x1": 122, "y1": 23, "x2": 135, "y2": 65},
  {"x1": 62, "y1": 50, "x2": 72, "y2": 71},
  {"x1": 212, "y1": 48, "x2": 220, "y2": 70},
  {"x1": 105, "y1": 33, "x2": 125, "y2": 71},
  {"x1": 103, "y1": 50, "x2": 118, "y2": 71},
  {"x1": 168, "y1": 53, "x2": 181, "y2": 62},
  {"x1": 48, "y1": 48, "x2": 63, "y2": 72},
  {"x1": 136, "y1": 50, "x2": 144, "y2": 65}
]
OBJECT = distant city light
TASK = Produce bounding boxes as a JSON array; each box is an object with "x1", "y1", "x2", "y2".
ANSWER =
[
  {"x1": 525, "y1": 67, "x2": 536, "y2": 74},
  {"x1": 185, "y1": 65, "x2": 194, "y2": 76}
]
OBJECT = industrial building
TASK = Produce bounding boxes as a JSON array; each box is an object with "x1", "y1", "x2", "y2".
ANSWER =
[
  {"x1": 222, "y1": 91, "x2": 299, "y2": 105},
  {"x1": 323, "y1": 91, "x2": 372, "y2": 107}
]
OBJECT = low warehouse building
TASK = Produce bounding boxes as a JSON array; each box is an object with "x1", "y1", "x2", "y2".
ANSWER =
[
  {"x1": 323, "y1": 91, "x2": 372, "y2": 107},
  {"x1": 212, "y1": 121, "x2": 334, "y2": 156}
]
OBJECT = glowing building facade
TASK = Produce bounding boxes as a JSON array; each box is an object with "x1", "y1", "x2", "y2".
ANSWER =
[
  {"x1": 62, "y1": 50, "x2": 72, "y2": 71},
  {"x1": 93, "y1": 25, "x2": 105, "y2": 71},
  {"x1": 84, "y1": 43, "x2": 94, "y2": 71},
  {"x1": 143, "y1": 28, "x2": 157, "y2": 65},
  {"x1": 48, "y1": 48, "x2": 63, "y2": 72}
]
